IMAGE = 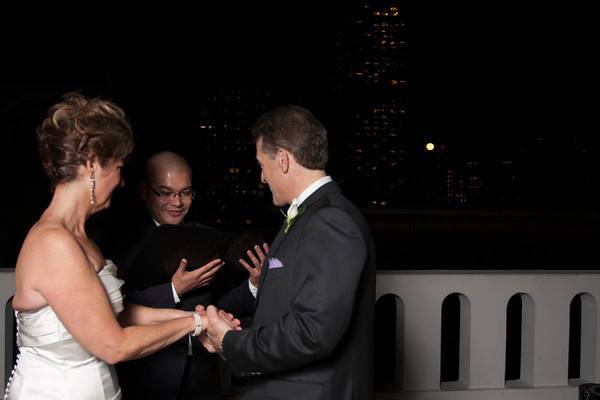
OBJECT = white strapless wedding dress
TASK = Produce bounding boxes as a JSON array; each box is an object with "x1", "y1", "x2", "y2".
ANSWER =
[{"x1": 4, "y1": 260, "x2": 124, "y2": 400}]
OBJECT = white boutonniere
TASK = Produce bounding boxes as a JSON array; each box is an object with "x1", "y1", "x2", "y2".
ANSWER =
[{"x1": 283, "y1": 202, "x2": 305, "y2": 234}]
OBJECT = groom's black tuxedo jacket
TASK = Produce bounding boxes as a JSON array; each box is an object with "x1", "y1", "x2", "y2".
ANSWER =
[
  {"x1": 222, "y1": 181, "x2": 376, "y2": 400},
  {"x1": 105, "y1": 210, "x2": 254, "y2": 400}
]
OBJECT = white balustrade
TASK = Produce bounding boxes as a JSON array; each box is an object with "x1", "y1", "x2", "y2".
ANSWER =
[
  {"x1": 0, "y1": 268, "x2": 15, "y2": 391},
  {"x1": 376, "y1": 270, "x2": 600, "y2": 399},
  {"x1": 2, "y1": 269, "x2": 598, "y2": 399}
]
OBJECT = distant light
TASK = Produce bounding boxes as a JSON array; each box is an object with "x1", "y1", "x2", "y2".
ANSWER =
[{"x1": 426, "y1": 142, "x2": 435, "y2": 151}]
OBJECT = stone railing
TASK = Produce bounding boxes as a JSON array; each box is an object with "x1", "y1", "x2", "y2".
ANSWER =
[
  {"x1": 3, "y1": 269, "x2": 598, "y2": 399},
  {"x1": 1, "y1": 268, "x2": 15, "y2": 389},
  {"x1": 375, "y1": 270, "x2": 600, "y2": 400}
]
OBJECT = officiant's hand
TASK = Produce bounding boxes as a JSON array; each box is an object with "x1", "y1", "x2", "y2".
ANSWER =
[
  {"x1": 172, "y1": 258, "x2": 224, "y2": 296},
  {"x1": 239, "y1": 243, "x2": 269, "y2": 287}
]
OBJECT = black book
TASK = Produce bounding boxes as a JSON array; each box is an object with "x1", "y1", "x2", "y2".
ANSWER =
[{"x1": 123, "y1": 224, "x2": 235, "y2": 291}]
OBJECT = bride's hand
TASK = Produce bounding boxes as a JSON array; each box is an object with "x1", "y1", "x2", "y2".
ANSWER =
[{"x1": 195, "y1": 305, "x2": 241, "y2": 331}]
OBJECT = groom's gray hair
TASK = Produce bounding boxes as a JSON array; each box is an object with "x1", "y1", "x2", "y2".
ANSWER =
[{"x1": 251, "y1": 105, "x2": 329, "y2": 170}]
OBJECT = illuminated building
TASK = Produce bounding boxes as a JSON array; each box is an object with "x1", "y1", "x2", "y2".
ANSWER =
[
  {"x1": 336, "y1": 0, "x2": 409, "y2": 208},
  {"x1": 193, "y1": 88, "x2": 273, "y2": 226}
]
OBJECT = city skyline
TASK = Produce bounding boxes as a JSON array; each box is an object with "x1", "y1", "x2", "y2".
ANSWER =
[
  {"x1": 2, "y1": 4, "x2": 597, "y2": 214},
  {"x1": 1, "y1": 3, "x2": 598, "y2": 268}
]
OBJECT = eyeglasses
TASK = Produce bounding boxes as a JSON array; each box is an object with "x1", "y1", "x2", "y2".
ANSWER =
[{"x1": 147, "y1": 184, "x2": 196, "y2": 200}]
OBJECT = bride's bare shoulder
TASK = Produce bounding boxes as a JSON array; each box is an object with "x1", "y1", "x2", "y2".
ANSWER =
[
  {"x1": 18, "y1": 223, "x2": 85, "y2": 270},
  {"x1": 14, "y1": 223, "x2": 96, "y2": 310},
  {"x1": 25, "y1": 222, "x2": 75, "y2": 247}
]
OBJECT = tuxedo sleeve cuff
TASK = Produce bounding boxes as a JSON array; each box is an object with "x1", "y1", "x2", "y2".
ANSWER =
[{"x1": 221, "y1": 330, "x2": 236, "y2": 369}]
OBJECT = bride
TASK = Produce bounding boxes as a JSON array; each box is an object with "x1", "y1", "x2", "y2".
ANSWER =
[{"x1": 4, "y1": 92, "x2": 234, "y2": 399}]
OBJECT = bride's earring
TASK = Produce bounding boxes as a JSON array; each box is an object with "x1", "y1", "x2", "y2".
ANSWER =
[{"x1": 89, "y1": 166, "x2": 96, "y2": 206}]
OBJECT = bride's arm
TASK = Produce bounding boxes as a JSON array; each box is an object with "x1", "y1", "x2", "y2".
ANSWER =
[
  {"x1": 118, "y1": 303, "x2": 190, "y2": 326},
  {"x1": 28, "y1": 229, "x2": 204, "y2": 364}
]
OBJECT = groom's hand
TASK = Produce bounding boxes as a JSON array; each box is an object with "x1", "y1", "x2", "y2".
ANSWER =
[
  {"x1": 172, "y1": 258, "x2": 224, "y2": 296},
  {"x1": 196, "y1": 305, "x2": 241, "y2": 353},
  {"x1": 203, "y1": 305, "x2": 236, "y2": 353}
]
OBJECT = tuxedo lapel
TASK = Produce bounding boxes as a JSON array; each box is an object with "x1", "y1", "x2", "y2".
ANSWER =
[
  {"x1": 253, "y1": 224, "x2": 285, "y2": 313},
  {"x1": 252, "y1": 182, "x2": 340, "y2": 313}
]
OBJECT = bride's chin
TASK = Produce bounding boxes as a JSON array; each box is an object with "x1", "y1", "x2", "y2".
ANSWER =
[{"x1": 90, "y1": 200, "x2": 111, "y2": 214}]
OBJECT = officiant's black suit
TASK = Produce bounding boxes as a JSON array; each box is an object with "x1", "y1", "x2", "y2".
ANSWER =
[
  {"x1": 107, "y1": 210, "x2": 254, "y2": 400},
  {"x1": 222, "y1": 182, "x2": 376, "y2": 400}
]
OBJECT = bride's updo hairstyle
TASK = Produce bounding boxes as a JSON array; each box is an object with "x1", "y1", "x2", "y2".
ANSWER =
[{"x1": 37, "y1": 91, "x2": 134, "y2": 187}]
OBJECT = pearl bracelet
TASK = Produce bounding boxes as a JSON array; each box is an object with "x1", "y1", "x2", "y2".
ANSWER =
[{"x1": 190, "y1": 312, "x2": 203, "y2": 337}]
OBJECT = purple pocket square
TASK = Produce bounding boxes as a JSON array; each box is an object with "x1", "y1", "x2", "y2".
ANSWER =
[{"x1": 268, "y1": 257, "x2": 284, "y2": 269}]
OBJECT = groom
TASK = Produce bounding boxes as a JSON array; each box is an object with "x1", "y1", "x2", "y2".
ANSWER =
[{"x1": 201, "y1": 105, "x2": 376, "y2": 400}]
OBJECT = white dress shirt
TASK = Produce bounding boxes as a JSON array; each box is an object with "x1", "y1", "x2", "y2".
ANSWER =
[{"x1": 289, "y1": 175, "x2": 332, "y2": 210}]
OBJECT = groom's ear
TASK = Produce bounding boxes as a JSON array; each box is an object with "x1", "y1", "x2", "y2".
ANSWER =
[{"x1": 277, "y1": 148, "x2": 290, "y2": 174}]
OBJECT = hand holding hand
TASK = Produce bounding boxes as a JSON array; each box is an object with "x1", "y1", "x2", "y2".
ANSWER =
[
  {"x1": 172, "y1": 258, "x2": 224, "y2": 297},
  {"x1": 239, "y1": 243, "x2": 269, "y2": 287},
  {"x1": 195, "y1": 305, "x2": 241, "y2": 331},
  {"x1": 198, "y1": 305, "x2": 238, "y2": 353}
]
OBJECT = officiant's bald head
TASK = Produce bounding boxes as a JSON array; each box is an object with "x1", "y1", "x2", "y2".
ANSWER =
[
  {"x1": 141, "y1": 151, "x2": 195, "y2": 225},
  {"x1": 145, "y1": 151, "x2": 192, "y2": 185}
]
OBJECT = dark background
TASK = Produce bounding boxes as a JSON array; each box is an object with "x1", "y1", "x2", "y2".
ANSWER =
[{"x1": 1, "y1": 3, "x2": 598, "y2": 269}]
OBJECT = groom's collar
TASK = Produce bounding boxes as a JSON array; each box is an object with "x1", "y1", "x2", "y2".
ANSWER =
[
  {"x1": 300, "y1": 179, "x2": 339, "y2": 212},
  {"x1": 291, "y1": 176, "x2": 332, "y2": 208}
]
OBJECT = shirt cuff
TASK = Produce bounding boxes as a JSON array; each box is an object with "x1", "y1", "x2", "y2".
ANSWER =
[
  {"x1": 248, "y1": 279, "x2": 258, "y2": 298},
  {"x1": 171, "y1": 283, "x2": 181, "y2": 304}
]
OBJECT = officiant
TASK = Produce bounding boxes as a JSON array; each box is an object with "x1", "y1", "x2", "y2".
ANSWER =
[{"x1": 104, "y1": 151, "x2": 267, "y2": 400}]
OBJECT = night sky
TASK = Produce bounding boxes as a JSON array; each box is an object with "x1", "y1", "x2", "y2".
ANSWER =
[
  {"x1": 1, "y1": 5, "x2": 598, "y2": 268},
  {"x1": 3, "y1": 5, "x2": 593, "y2": 153}
]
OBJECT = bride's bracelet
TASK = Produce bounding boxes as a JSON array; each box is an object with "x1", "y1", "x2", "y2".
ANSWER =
[{"x1": 190, "y1": 312, "x2": 203, "y2": 337}]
